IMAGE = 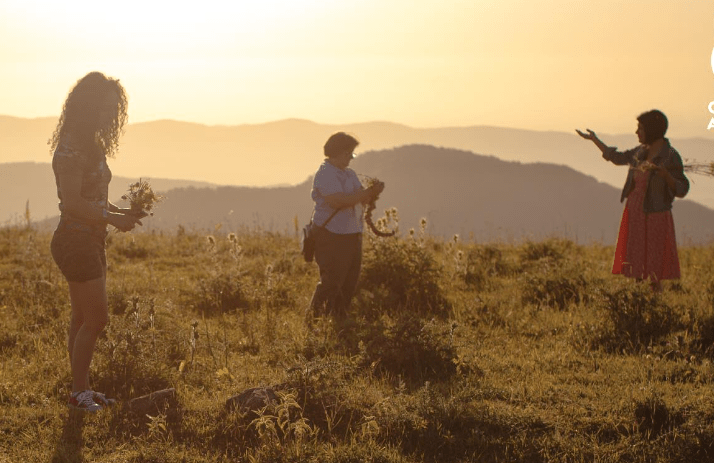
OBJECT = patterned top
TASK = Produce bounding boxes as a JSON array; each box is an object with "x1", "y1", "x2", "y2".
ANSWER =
[
  {"x1": 311, "y1": 161, "x2": 364, "y2": 234},
  {"x1": 52, "y1": 136, "x2": 111, "y2": 226}
]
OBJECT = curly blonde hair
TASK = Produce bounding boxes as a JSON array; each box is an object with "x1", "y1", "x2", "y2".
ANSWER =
[{"x1": 49, "y1": 71, "x2": 128, "y2": 158}]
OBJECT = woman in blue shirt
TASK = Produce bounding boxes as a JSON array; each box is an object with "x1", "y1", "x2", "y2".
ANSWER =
[{"x1": 309, "y1": 132, "x2": 384, "y2": 319}]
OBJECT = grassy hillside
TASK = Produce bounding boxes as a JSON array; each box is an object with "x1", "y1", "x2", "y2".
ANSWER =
[{"x1": 1, "y1": 219, "x2": 714, "y2": 462}]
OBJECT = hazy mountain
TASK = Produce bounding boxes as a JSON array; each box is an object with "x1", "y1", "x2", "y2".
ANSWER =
[
  {"x1": 0, "y1": 116, "x2": 56, "y2": 165},
  {"x1": 27, "y1": 145, "x2": 713, "y2": 245},
  {"x1": 0, "y1": 162, "x2": 216, "y2": 225},
  {"x1": 2, "y1": 116, "x2": 712, "y2": 211}
]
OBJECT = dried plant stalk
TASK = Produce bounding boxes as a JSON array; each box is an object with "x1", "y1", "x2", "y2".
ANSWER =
[
  {"x1": 683, "y1": 160, "x2": 714, "y2": 178},
  {"x1": 361, "y1": 175, "x2": 396, "y2": 237}
]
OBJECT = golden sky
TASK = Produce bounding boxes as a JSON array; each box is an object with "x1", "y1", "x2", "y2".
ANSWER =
[{"x1": 1, "y1": 0, "x2": 713, "y2": 137}]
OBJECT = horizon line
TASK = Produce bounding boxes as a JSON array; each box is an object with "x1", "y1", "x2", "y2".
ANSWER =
[
  {"x1": 0, "y1": 113, "x2": 688, "y2": 139},
  {"x1": 2, "y1": 114, "x2": 713, "y2": 141}
]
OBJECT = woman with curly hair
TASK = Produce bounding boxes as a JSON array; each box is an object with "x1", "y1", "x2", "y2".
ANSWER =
[
  {"x1": 577, "y1": 109, "x2": 689, "y2": 291},
  {"x1": 50, "y1": 72, "x2": 145, "y2": 411}
]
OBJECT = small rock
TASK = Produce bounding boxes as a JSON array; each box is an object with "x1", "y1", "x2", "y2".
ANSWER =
[
  {"x1": 126, "y1": 388, "x2": 177, "y2": 415},
  {"x1": 224, "y1": 387, "x2": 278, "y2": 414}
]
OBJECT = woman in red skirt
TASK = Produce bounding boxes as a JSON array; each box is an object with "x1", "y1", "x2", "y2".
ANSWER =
[{"x1": 576, "y1": 110, "x2": 690, "y2": 291}]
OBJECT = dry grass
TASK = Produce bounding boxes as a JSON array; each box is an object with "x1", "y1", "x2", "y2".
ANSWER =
[{"x1": 1, "y1": 223, "x2": 714, "y2": 462}]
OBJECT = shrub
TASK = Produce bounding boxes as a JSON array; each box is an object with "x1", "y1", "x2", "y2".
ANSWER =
[
  {"x1": 359, "y1": 236, "x2": 450, "y2": 317},
  {"x1": 459, "y1": 245, "x2": 515, "y2": 288},
  {"x1": 217, "y1": 390, "x2": 316, "y2": 461},
  {"x1": 181, "y1": 271, "x2": 250, "y2": 316},
  {"x1": 595, "y1": 284, "x2": 679, "y2": 353},
  {"x1": 373, "y1": 383, "x2": 547, "y2": 462},
  {"x1": 93, "y1": 305, "x2": 175, "y2": 398},
  {"x1": 519, "y1": 239, "x2": 571, "y2": 263},
  {"x1": 633, "y1": 392, "x2": 684, "y2": 439},
  {"x1": 521, "y1": 272, "x2": 588, "y2": 310},
  {"x1": 358, "y1": 316, "x2": 458, "y2": 385},
  {"x1": 283, "y1": 357, "x2": 365, "y2": 439}
]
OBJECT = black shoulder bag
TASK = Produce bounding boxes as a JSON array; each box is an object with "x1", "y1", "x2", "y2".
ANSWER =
[{"x1": 301, "y1": 207, "x2": 343, "y2": 263}]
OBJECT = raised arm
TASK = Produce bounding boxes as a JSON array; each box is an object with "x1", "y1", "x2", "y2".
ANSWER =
[
  {"x1": 576, "y1": 129, "x2": 609, "y2": 153},
  {"x1": 576, "y1": 128, "x2": 635, "y2": 166}
]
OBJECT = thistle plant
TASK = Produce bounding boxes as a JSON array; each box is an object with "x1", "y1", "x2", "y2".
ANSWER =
[
  {"x1": 189, "y1": 320, "x2": 200, "y2": 368},
  {"x1": 206, "y1": 235, "x2": 216, "y2": 251},
  {"x1": 360, "y1": 175, "x2": 396, "y2": 237},
  {"x1": 122, "y1": 178, "x2": 164, "y2": 216},
  {"x1": 228, "y1": 232, "x2": 243, "y2": 272},
  {"x1": 128, "y1": 294, "x2": 141, "y2": 327},
  {"x1": 148, "y1": 297, "x2": 156, "y2": 352}
]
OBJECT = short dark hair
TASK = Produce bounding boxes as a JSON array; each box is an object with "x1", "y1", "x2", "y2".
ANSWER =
[
  {"x1": 323, "y1": 132, "x2": 359, "y2": 158},
  {"x1": 637, "y1": 110, "x2": 668, "y2": 144}
]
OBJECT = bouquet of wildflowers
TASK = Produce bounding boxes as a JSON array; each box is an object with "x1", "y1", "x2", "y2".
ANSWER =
[{"x1": 122, "y1": 178, "x2": 163, "y2": 216}]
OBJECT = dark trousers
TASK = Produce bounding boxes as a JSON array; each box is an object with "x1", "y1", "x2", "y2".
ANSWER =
[{"x1": 309, "y1": 229, "x2": 362, "y2": 317}]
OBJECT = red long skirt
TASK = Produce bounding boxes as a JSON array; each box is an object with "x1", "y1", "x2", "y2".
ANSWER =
[{"x1": 612, "y1": 170, "x2": 680, "y2": 281}]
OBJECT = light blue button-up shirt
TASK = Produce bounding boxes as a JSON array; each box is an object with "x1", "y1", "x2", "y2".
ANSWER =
[{"x1": 311, "y1": 161, "x2": 364, "y2": 234}]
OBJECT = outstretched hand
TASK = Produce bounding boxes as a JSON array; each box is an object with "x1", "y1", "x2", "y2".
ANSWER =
[{"x1": 575, "y1": 129, "x2": 597, "y2": 140}]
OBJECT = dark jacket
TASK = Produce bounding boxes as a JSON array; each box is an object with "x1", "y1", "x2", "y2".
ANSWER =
[{"x1": 602, "y1": 138, "x2": 689, "y2": 213}]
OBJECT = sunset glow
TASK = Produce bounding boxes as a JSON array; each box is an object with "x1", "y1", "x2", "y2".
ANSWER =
[{"x1": 1, "y1": 0, "x2": 713, "y2": 136}]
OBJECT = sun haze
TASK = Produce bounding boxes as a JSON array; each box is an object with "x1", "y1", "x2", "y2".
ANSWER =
[{"x1": 0, "y1": 0, "x2": 712, "y2": 136}]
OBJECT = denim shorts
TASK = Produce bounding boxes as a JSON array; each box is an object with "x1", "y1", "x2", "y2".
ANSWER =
[{"x1": 50, "y1": 220, "x2": 107, "y2": 282}]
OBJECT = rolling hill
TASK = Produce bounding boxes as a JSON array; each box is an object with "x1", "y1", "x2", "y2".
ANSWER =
[
  {"x1": 2, "y1": 116, "x2": 713, "y2": 211},
  {"x1": 21, "y1": 145, "x2": 711, "y2": 245}
]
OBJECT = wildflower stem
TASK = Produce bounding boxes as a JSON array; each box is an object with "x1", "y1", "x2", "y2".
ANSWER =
[{"x1": 203, "y1": 313, "x2": 219, "y2": 370}]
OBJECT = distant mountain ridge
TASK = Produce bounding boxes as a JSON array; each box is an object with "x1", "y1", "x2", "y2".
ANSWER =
[
  {"x1": 2, "y1": 115, "x2": 713, "y2": 211},
  {"x1": 22, "y1": 145, "x2": 714, "y2": 245},
  {"x1": 0, "y1": 162, "x2": 216, "y2": 224}
]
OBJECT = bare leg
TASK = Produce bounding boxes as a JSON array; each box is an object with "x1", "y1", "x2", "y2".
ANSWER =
[
  {"x1": 67, "y1": 304, "x2": 86, "y2": 387},
  {"x1": 67, "y1": 276, "x2": 108, "y2": 393}
]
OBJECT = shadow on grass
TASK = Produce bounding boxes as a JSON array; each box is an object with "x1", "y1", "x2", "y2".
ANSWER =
[{"x1": 50, "y1": 409, "x2": 85, "y2": 463}]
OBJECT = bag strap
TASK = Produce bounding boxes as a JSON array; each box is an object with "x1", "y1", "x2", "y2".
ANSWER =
[{"x1": 316, "y1": 206, "x2": 345, "y2": 228}]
